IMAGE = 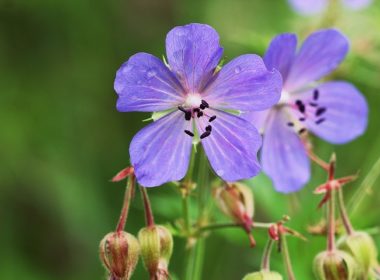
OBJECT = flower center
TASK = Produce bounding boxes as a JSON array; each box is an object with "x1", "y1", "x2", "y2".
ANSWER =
[
  {"x1": 185, "y1": 93, "x2": 202, "y2": 108},
  {"x1": 178, "y1": 96, "x2": 216, "y2": 140},
  {"x1": 279, "y1": 90, "x2": 291, "y2": 105},
  {"x1": 286, "y1": 88, "x2": 328, "y2": 135}
]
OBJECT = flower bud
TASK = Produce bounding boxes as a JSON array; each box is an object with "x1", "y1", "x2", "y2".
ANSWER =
[
  {"x1": 337, "y1": 231, "x2": 378, "y2": 276},
  {"x1": 242, "y1": 271, "x2": 283, "y2": 280},
  {"x1": 138, "y1": 225, "x2": 173, "y2": 280},
  {"x1": 99, "y1": 231, "x2": 140, "y2": 280},
  {"x1": 313, "y1": 250, "x2": 360, "y2": 280},
  {"x1": 214, "y1": 183, "x2": 254, "y2": 229}
]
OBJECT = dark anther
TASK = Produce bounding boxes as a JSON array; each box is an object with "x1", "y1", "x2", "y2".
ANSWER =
[
  {"x1": 185, "y1": 111, "x2": 191, "y2": 121},
  {"x1": 287, "y1": 122, "x2": 294, "y2": 127},
  {"x1": 313, "y1": 89, "x2": 319, "y2": 101},
  {"x1": 178, "y1": 106, "x2": 186, "y2": 113},
  {"x1": 299, "y1": 117, "x2": 306, "y2": 122},
  {"x1": 193, "y1": 108, "x2": 200, "y2": 113},
  {"x1": 200, "y1": 131, "x2": 211, "y2": 139},
  {"x1": 298, "y1": 128, "x2": 307, "y2": 134},
  {"x1": 209, "y1": 116, "x2": 217, "y2": 122},
  {"x1": 201, "y1": 100, "x2": 209, "y2": 108},
  {"x1": 295, "y1": 100, "x2": 305, "y2": 113},
  {"x1": 315, "y1": 118, "x2": 325, "y2": 125},
  {"x1": 316, "y1": 107, "x2": 327, "y2": 117},
  {"x1": 309, "y1": 102, "x2": 318, "y2": 107},
  {"x1": 197, "y1": 111, "x2": 204, "y2": 118},
  {"x1": 184, "y1": 130, "x2": 194, "y2": 137},
  {"x1": 206, "y1": 125, "x2": 212, "y2": 132},
  {"x1": 200, "y1": 104, "x2": 206, "y2": 110}
]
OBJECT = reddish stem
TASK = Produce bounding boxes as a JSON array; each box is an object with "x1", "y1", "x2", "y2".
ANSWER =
[
  {"x1": 116, "y1": 174, "x2": 135, "y2": 232},
  {"x1": 305, "y1": 145, "x2": 329, "y2": 171},
  {"x1": 140, "y1": 185, "x2": 155, "y2": 227}
]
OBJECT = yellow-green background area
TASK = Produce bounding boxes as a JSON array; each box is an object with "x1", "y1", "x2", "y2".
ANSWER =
[{"x1": 1, "y1": 0, "x2": 380, "y2": 279}]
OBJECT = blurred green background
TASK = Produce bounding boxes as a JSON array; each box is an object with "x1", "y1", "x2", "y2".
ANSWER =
[{"x1": 1, "y1": 0, "x2": 380, "y2": 279}]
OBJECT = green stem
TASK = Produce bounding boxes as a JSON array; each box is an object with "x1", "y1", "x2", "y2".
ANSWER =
[
  {"x1": 327, "y1": 189, "x2": 335, "y2": 252},
  {"x1": 184, "y1": 243, "x2": 197, "y2": 280},
  {"x1": 185, "y1": 146, "x2": 197, "y2": 182},
  {"x1": 116, "y1": 174, "x2": 135, "y2": 232},
  {"x1": 190, "y1": 150, "x2": 209, "y2": 280},
  {"x1": 182, "y1": 195, "x2": 191, "y2": 234},
  {"x1": 281, "y1": 233, "x2": 296, "y2": 280},
  {"x1": 197, "y1": 221, "x2": 272, "y2": 233},
  {"x1": 182, "y1": 147, "x2": 196, "y2": 234},
  {"x1": 197, "y1": 151, "x2": 209, "y2": 218},
  {"x1": 183, "y1": 147, "x2": 197, "y2": 280},
  {"x1": 337, "y1": 188, "x2": 354, "y2": 236},
  {"x1": 192, "y1": 238, "x2": 206, "y2": 280},
  {"x1": 348, "y1": 155, "x2": 380, "y2": 216},
  {"x1": 261, "y1": 239, "x2": 274, "y2": 271}
]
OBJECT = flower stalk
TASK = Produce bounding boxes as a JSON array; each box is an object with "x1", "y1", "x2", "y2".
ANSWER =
[
  {"x1": 116, "y1": 173, "x2": 136, "y2": 232},
  {"x1": 197, "y1": 221, "x2": 272, "y2": 233},
  {"x1": 327, "y1": 188, "x2": 335, "y2": 252},
  {"x1": 261, "y1": 239, "x2": 274, "y2": 271},
  {"x1": 337, "y1": 188, "x2": 354, "y2": 236},
  {"x1": 140, "y1": 185, "x2": 155, "y2": 227},
  {"x1": 327, "y1": 155, "x2": 336, "y2": 252},
  {"x1": 280, "y1": 232, "x2": 296, "y2": 280}
]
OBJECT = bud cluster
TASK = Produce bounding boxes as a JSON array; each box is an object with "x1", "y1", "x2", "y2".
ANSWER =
[{"x1": 100, "y1": 167, "x2": 173, "y2": 280}]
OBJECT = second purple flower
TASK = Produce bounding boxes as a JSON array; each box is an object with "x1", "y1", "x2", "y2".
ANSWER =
[{"x1": 244, "y1": 29, "x2": 368, "y2": 193}]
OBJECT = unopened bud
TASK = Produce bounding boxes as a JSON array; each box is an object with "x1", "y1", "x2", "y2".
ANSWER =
[
  {"x1": 214, "y1": 183, "x2": 255, "y2": 246},
  {"x1": 313, "y1": 250, "x2": 359, "y2": 280},
  {"x1": 242, "y1": 271, "x2": 283, "y2": 280},
  {"x1": 337, "y1": 231, "x2": 378, "y2": 277},
  {"x1": 214, "y1": 183, "x2": 254, "y2": 227},
  {"x1": 138, "y1": 225, "x2": 173, "y2": 280},
  {"x1": 99, "y1": 231, "x2": 140, "y2": 280}
]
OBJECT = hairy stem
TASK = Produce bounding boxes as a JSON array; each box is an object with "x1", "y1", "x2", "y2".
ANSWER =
[
  {"x1": 281, "y1": 233, "x2": 296, "y2": 280},
  {"x1": 140, "y1": 185, "x2": 155, "y2": 227},
  {"x1": 182, "y1": 195, "x2": 191, "y2": 234},
  {"x1": 197, "y1": 221, "x2": 272, "y2": 233},
  {"x1": 190, "y1": 151, "x2": 209, "y2": 280},
  {"x1": 182, "y1": 147, "x2": 196, "y2": 234},
  {"x1": 261, "y1": 239, "x2": 274, "y2": 271},
  {"x1": 116, "y1": 174, "x2": 135, "y2": 232},
  {"x1": 192, "y1": 238, "x2": 206, "y2": 280},
  {"x1": 337, "y1": 188, "x2": 354, "y2": 235},
  {"x1": 327, "y1": 189, "x2": 335, "y2": 251}
]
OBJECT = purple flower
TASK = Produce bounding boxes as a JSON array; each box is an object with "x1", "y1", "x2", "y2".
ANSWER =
[
  {"x1": 115, "y1": 23, "x2": 282, "y2": 187},
  {"x1": 288, "y1": 0, "x2": 373, "y2": 15},
  {"x1": 244, "y1": 29, "x2": 368, "y2": 193}
]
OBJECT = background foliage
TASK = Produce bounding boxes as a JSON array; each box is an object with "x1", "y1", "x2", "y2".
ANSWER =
[{"x1": 1, "y1": 0, "x2": 380, "y2": 279}]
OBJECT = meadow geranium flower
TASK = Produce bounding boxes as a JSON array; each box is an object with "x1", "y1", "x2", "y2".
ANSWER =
[
  {"x1": 115, "y1": 23, "x2": 282, "y2": 187},
  {"x1": 244, "y1": 29, "x2": 368, "y2": 193},
  {"x1": 288, "y1": 0, "x2": 373, "y2": 15}
]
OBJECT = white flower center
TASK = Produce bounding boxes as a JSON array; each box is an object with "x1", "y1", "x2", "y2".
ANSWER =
[
  {"x1": 185, "y1": 93, "x2": 202, "y2": 108},
  {"x1": 279, "y1": 90, "x2": 291, "y2": 104}
]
